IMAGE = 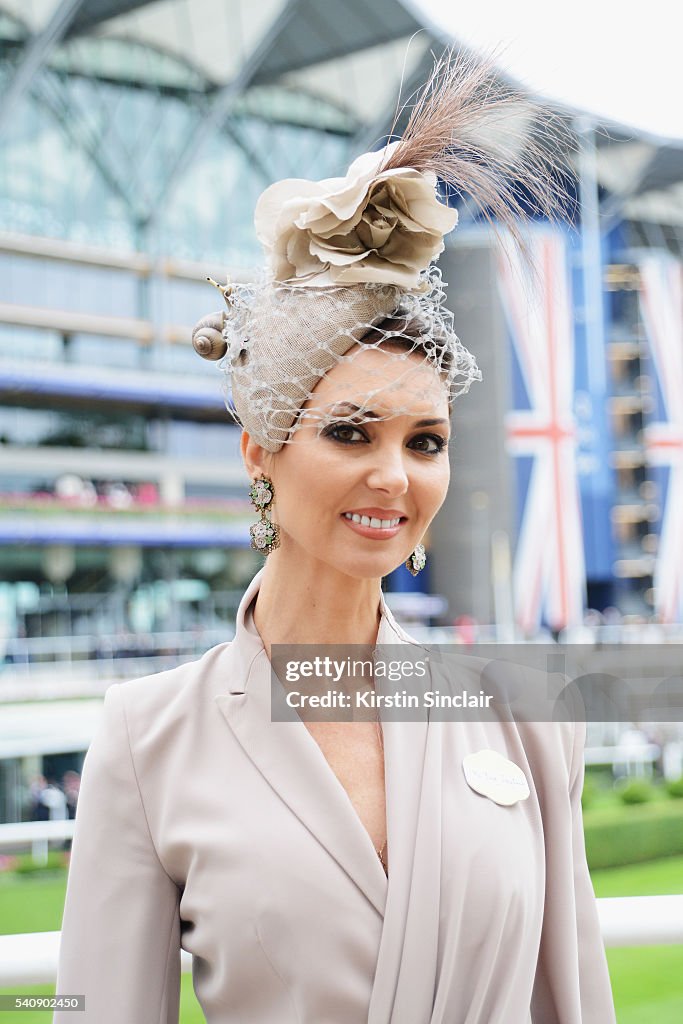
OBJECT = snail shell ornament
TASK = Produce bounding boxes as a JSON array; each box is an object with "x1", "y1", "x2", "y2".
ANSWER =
[
  {"x1": 191, "y1": 312, "x2": 227, "y2": 361},
  {"x1": 191, "y1": 277, "x2": 238, "y2": 361}
]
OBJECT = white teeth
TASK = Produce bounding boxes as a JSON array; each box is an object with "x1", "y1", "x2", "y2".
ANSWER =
[{"x1": 343, "y1": 513, "x2": 401, "y2": 529}]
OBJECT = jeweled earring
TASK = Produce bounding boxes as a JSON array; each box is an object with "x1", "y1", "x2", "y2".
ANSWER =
[
  {"x1": 405, "y1": 542, "x2": 427, "y2": 576},
  {"x1": 248, "y1": 476, "x2": 280, "y2": 555}
]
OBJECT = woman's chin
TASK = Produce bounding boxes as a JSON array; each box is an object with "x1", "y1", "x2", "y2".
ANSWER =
[
  {"x1": 279, "y1": 535, "x2": 412, "y2": 580},
  {"x1": 329, "y1": 553, "x2": 410, "y2": 581}
]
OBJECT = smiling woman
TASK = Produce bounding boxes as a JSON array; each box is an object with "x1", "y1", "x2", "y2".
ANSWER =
[
  {"x1": 241, "y1": 345, "x2": 452, "y2": 589},
  {"x1": 53, "y1": 48, "x2": 617, "y2": 1024}
]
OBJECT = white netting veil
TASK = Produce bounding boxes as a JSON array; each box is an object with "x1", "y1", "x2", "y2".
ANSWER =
[{"x1": 213, "y1": 265, "x2": 481, "y2": 451}]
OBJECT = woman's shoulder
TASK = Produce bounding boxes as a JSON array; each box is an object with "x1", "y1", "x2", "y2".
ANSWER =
[{"x1": 111, "y1": 638, "x2": 236, "y2": 734}]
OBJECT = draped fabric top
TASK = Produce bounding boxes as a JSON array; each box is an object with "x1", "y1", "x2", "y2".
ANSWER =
[{"x1": 54, "y1": 566, "x2": 616, "y2": 1023}]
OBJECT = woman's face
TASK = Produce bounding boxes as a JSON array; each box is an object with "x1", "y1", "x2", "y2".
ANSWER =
[{"x1": 246, "y1": 345, "x2": 451, "y2": 579}]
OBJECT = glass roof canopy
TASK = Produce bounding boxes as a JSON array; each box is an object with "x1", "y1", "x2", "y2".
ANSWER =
[
  {"x1": 0, "y1": 0, "x2": 437, "y2": 258},
  {"x1": 0, "y1": 0, "x2": 428, "y2": 111},
  {"x1": 0, "y1": 0, "x2": 681, "y2": 260}
]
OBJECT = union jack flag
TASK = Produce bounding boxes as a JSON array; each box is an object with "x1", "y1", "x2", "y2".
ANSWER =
[
  {"x1": 496, "y1": 230, "x2": 586, "y2": 635},
  {"x1": 639, "y1": 256, "x2": 683, "y2": 623}
]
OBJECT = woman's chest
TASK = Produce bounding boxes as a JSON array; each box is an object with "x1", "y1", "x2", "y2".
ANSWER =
[{"x1": 302, "y1": 720, "x2": 387, "y2": 855}]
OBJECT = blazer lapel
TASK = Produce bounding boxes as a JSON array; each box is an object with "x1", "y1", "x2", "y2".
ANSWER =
[{"x1": 214, "y1": 568, "x2": 394, "y2": 916}]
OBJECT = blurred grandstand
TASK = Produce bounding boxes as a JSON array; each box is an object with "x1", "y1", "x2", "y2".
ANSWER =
[{"x1": 1, "y1": 0, "x2": 683, "y2": 817}]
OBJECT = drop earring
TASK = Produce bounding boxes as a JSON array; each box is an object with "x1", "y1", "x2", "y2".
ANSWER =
[
  {"x1": 405, "y1": 543, "x2": 426, "y2": 576},
  {"x1": 248, "y1": 476, "x2": 280, "y2": 555}
]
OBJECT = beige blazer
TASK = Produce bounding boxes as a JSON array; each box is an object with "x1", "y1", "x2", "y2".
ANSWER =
[{"x1": 54, "y1": 567, "x2": 616, "y2": 1023}]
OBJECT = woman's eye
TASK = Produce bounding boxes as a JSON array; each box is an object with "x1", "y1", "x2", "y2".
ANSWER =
[
  {"x1": 323, "y1": 423, "x2": 367, "y2": 444},
  {"x1": 410, "y1": 434, "x2": 447, "y2": 455}
]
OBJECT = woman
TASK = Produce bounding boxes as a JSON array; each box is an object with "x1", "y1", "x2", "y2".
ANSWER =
[{"x1": 54, "y1": 53, "x2": 616, "y2": 1023}]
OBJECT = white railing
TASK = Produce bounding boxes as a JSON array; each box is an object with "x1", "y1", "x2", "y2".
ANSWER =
[
  {"x1": 0, "y1": 897, "x2": 682, "y2": 986},
  {"x1": 0, "y1": 821, "x2": 76, "y2": 845},
  {"x1": 2, "y1": 626, "x2": 233, "y2": 672},
  {"x1": 0, "y1": 932, "x2": 192, "y2": 985},
  {"x1": 598, "y1": 895, "x2": 683, "y2": 946},
  {"x1": 0, "y1": 821, "x2": 75, "y2": 866}
]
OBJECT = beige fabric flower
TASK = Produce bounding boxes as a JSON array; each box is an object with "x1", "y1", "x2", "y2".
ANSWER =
[{"x1": 254, "y1": 141, "x2": 458, "y2": 290}]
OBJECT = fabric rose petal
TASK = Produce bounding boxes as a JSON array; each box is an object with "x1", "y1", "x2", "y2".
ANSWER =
[{"x1": 254, "y1": 141, "x2": 458, "y2": 290}]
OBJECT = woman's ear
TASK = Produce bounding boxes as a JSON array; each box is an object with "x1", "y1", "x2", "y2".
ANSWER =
[{"x1": 240, "y1": 431, "x2": 272, "y2": 480}]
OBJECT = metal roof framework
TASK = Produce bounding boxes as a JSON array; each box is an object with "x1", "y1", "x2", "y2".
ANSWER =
[{"x1": 0, "y1": 0, "x2": 681, "y2": 251}]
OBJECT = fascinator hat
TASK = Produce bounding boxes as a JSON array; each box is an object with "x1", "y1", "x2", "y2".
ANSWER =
[{"x1": 192, "y1": 50, "x2": 568, "y2": 452}]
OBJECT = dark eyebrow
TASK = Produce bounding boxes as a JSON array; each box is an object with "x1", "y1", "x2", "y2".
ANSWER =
[
  {"x1": 324, "y1": 403, "x2": 449, "y2": 430},
  {"x1": 325, "y1": 402, "x2": 379, "y2": 419}
]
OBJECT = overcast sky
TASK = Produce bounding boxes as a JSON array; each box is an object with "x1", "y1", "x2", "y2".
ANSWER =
[{"x1": 416, "y1": 0, "x2": 681, "y2": 142}]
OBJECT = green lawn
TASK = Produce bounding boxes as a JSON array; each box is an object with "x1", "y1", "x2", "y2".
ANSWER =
[
  {"x1": 591, "y1": 855, "x2": 683, "y2": 897},
  {"x1": 2, "y1": 859, "x2": 683, "y2": 1023},
  {"x1": 590, "y1": 856, "x2": 683, "y2": 1023}
]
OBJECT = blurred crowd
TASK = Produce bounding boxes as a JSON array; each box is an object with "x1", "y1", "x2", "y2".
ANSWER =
[{"x1": 27, "y1": 772, "x2": 80, "y2": 821}]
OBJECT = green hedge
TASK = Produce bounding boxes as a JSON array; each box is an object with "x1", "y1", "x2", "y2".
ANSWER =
[
  {"x1": 584, "y1": 802, "x2": 683, "y2": 869},
  {"x1": 666, "y1": 776, "x2": 683, "y2": 798},
  {"x1": 3, "y1": 851, "x2": 69, "y2": 876},
  {"x1": 616, "y1": 779, "x2": 656, "y2": 804}
]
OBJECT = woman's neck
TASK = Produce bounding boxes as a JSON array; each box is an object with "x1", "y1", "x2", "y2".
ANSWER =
[{"x1": 251, "y1": 550, "x2": 383, "y2": 659}]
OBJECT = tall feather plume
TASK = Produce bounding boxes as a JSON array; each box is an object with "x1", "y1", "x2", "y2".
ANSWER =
[{"x1": 379, "y1": 47, "x2": 575, "y2": 265}]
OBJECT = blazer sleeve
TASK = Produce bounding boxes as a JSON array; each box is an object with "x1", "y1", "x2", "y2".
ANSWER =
[
  {"x1": 567, "y1": 717, "x2": 617, "y2": 1023},
  {"x1": 53, "y1": 683, "x2": 182, "y2": 1024},
  {"x1": 531, "y1": 714, "x2": 617, "y2": 1023}
]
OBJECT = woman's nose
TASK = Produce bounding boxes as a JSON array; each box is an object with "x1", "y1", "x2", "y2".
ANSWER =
[{"x1": 365, "y1": 448, "x2": 409, "y2": 495}]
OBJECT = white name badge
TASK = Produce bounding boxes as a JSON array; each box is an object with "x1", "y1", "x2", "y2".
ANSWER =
[{"x1": 462, "y1": 749, "x2": 530, "y2": 806}]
